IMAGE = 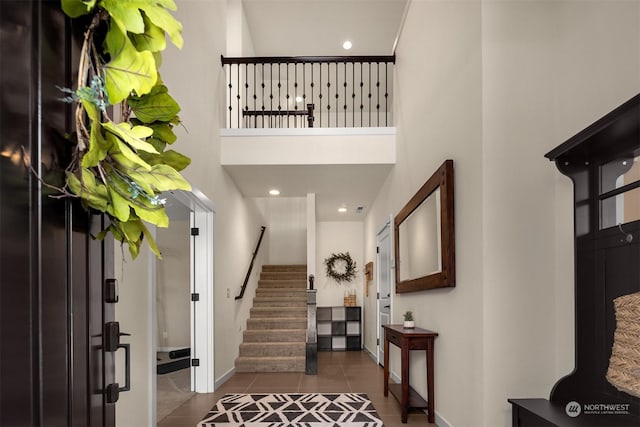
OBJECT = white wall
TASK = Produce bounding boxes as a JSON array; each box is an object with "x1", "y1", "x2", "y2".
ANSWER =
[
  {"x1": 254, "y1": 197, "x2": 307, "y2": 265},
  {"x1": 315, "y1": 222, "x2": 364, "y2": 307},
  {"x1": 481, "y1": 2, "x2": 640, "y2": 426},
  {"x1": 364, "y1": 2, "x2": 484, "y2": 427},
  {"x1": 362, "y1": 1, "x2": 640, "y2": 427},
  {"x1": 156, "y1": 219, "x2": 191, "y2": 349}
]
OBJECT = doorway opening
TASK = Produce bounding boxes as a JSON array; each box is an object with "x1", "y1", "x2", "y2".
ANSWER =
[
  {"x1": 156, "y1": 189, "x2": 215, "y2": 422},
  {"x1": 376, "y1": 217, "x2": 393, "y2": 365}
]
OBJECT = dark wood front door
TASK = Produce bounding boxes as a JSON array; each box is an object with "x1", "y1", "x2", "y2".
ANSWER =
[{"x1": 1, "y1": 1, "x2": 117, "y2": 426}]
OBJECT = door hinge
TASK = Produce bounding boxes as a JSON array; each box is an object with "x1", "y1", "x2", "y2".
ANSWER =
[
  {"x1": 377, "y1": 292, "x2": 379, "y2": 299},
  {"x1": 192, "y1": 358, "x2": 200, "y2": 367},
  {"x1": 376, "y1": 246, "x2": 379, "y2": 253},
  {"x1": 377, "y1": 338, "x2": 380, "y2": 346},
  {"x1": 191, "y1": 227, "x2": 199, "y2": 236},
  {"x1": 191, "y1": 293, "x2": 200, "y2": 302}
]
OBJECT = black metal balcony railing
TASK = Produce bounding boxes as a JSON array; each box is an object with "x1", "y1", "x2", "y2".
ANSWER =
[{"x1": 221, "y1": 55, "x2": 395, "y2": 129}]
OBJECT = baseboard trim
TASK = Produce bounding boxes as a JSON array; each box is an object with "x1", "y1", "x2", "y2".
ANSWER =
[
  {"x1": 215, "y1": 366, "x2": 236, "y2": 389},
  {"x1": 363, "y1": 346, "x2": 377, "y2": 363},
  {"x1": 434, "y1": 411, "x2": 452, "y2": 427}
]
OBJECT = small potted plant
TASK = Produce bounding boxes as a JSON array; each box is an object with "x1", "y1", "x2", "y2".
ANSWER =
[{"x1": 403, "y1": 311, "x2": 415, "y2": 329}]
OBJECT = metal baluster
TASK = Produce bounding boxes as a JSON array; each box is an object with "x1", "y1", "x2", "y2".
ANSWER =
[
  {"x1": 236, "y1": 63, "x2": 240, "y2": 128},
  {"x1": 253, "y1": 64, "x2": 257, "y2": 128},
  {"x1": 327, "y1": 63, "x2": 331, "y2": 127},
  {"x1": 227, "y1": 63, "x2": 232, "y2": 127},
  {"x1": 343, "y1": 61, "x2": 347, "y2": 127},
  {"x1": 244, "y1": 63, "x2": 248, "y2": 128},
  {"x1": 352, "y1": 62, "x2": 355, "y2": 127},
  {"x1": 278, "y1": 63, "x2": 282, "y2": 127},
  {"x1": 335, "y1": 61, "x2": 340, "y2": 127},
  {"x1": 385, "y1": 62, "x2": 389, "y2": 126},
  {"x1": 261, "y1": 63, "x2": 265, "y2": 128},
  {"x1": 286, "y1": 62, "x2": 290, "y2": 128},
  {"x1": 294, "y1": 63, "x2": 298, "y2": 128},
  {"x1": 360, "y1": 62, "x2": 363, "y2": 127},
  {"x1": 368, "y1": 62, "x2": 372, "y2": 127},
  {"x1": 319, "y1": 63, "x2": 322, "y2": 127},
  {"x1": 376, "y1": 62, "x2": 380, "y2": 127}
]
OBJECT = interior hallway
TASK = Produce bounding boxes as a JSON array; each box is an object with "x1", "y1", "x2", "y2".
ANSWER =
[{"x1": 158, "y1": 351, "x2": 434, "y2": 427}]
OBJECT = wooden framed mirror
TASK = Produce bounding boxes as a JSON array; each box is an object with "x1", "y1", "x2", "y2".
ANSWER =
[{"x1": 394, "y1": 160, "x2": 455, "y2": 293}]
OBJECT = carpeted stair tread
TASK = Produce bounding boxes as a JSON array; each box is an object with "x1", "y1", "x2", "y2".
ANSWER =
[
  {"x1": 246, "y1": 317, "x2": 307, "y2": 330},
  {"x1": 243, "y1": 329, "x2": 306, "y2": 342},
  {"x1": 258, "y1": 279, "x2": 307, "y2": 289},
  {"x1": 261, "y1": 265, "x2": 307, "y2": 272},
  {"x1": 255, "y1": 288, "x2": 307, "y2": 296},
  {"x1": 235, "y1": 356, "x2": 305, "y2": 373},
  {"x1": 260, "y1": 271, "x2": 307, "y2": 280},
  {"x1": 239, "y1": 342, "x2": 305, "y2": 357},
  {"x1": 250, "y1": 307, "x2": 307, "y2": 317},
  {"x1": 252, "y1": 297, "x2": 307, "y2": 307}
]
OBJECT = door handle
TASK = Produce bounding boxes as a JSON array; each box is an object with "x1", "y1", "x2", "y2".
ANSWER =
[
  {"x1": 383, "y1": 305, "x2": 390, "y2": 309},
  {"x1": 105, "y1": 343, "x2": 131, "y2": 403},
  {"x1": 104, "y1": 321, "x2": 130, "y2": 352}
]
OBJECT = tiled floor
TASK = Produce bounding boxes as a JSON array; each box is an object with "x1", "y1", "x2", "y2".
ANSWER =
[{"x1": 158, "y1": 350, "x2": 435, "y2": 427}]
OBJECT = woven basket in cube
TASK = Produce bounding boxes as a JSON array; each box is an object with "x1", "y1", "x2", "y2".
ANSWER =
[{"x1": 606, "y1": 291, "x2": 640, "y2": 398}]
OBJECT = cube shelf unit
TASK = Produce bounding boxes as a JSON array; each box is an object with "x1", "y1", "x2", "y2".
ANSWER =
[{"x1": 317, "y1": 306, "x2": 361, "y2": 351}]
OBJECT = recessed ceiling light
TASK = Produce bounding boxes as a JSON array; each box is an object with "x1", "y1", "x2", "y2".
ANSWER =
[
  {"x1": 295, "y1": 96, "x2": 303, "y2": 103},
  {"x1": 342, "y1": 40, "x2": 352, "y2": 50},
  {"x1": 269, "y1": 189, "x2": 280, "y2": 196},
  {"x1": 338, "y1": 207, "x2": 347, "y2": 213}
]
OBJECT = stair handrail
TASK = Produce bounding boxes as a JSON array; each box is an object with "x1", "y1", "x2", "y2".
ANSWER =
[{"x1": 235, "y1": 226, "x2": 266, "y2": 300}]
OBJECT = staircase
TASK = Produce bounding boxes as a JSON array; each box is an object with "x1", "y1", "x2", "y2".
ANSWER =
[{"x1": 235, "y1": 265, "x2": 308, "y2": 372}]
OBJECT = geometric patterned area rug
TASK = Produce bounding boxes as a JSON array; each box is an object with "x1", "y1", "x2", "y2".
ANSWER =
[{"x1": 197, "y1": 393, "x2": 384, "y2": 427}]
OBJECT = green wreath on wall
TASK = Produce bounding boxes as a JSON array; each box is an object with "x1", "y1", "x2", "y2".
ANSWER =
[{"x1": 324, "y1": 252, "x2": 357, "y2": 283}]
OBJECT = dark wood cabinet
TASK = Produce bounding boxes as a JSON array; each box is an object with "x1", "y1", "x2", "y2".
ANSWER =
[{"x1": 509, "y1": 94, "x2": 640, "y2": 426}]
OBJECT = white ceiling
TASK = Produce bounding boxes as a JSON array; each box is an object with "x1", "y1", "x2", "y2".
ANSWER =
[
  {"x1": 230, "y1": 0, "x2": 408, "y2": 221},
  {"x1": 242, "y1": 0, "x2": 408, "y2": 56}
]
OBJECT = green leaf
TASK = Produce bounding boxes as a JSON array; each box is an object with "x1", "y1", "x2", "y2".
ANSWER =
[
  {"x1": 102, "y1": 121, "x2": 157, "y2": 153},
  {"x1": 130, "y1": 13, "x2": 167, "y2": 52},
  {"x1": 128, "y1": 84, "x2": 180, "y2": 123},
  {"x1": 61, "y1": 0, "x2": 96, "y2": 17},
  {"x1": 146, "y1": 137, "x2": 167, "y2": 152},
  {"x1": 107, "y1": 186, "x2": 132, "y2": 222},
  {"x1": 104, "y1": 23, "x2": 157, "y2": 104},
  {"x1": 140, "y1": 221, "x2": 162, "y2": 258},
  {"x1": 82, "y1": 121, "x2": 110, "y2": 168},
  {"x1": 126, "y1": 163, "x2": 191, "y2": 193},
  {"x1": 66, "y1": 170, "x2": 109, "y2": 211},
  {"x1": 106, "y1": 133, "x2": 152, "y2": 170},
  {"x1": 148, "y1": 122, "x2": 177, "y2": 144},
  {"x1": 101, "y1": 0, "x2": 183, "y2": 49},
  {"x1": 140, "y1": 149, "x2": 190, "y2": 171},
  {"x1": 81, "y1": 98, "x2": 99, "y2": 122},
  {"x1": 120, "y1": 219, "x2": 143, "y2": 244},
  {"x1": 132, "y1": 203, "x2": 169, "y2": 227},
  {"x1": 140, "y1": 2, "x2": 183, "y2": 49}
]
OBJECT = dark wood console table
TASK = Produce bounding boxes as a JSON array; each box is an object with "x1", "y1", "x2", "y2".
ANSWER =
[{"x1": 383, "y1": 324, "x2": 438, "y2": 423}]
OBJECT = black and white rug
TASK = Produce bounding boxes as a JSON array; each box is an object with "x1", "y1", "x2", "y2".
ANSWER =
[{"x1": 197, "y1": 393, "x2": 384, "y2": 427}]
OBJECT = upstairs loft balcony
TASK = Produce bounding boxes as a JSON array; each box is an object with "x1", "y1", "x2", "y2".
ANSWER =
[
  {"x1": 220, "y1": 56, "x2": 396, "y2": 219},
  {"x1": 221, "y1": 55, "x2": 395, "y2": 129}
]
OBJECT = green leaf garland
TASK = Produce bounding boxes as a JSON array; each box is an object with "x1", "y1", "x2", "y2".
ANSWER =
[{"x1": 59, "y1": 0, "x2": 190, "y2": 259}]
